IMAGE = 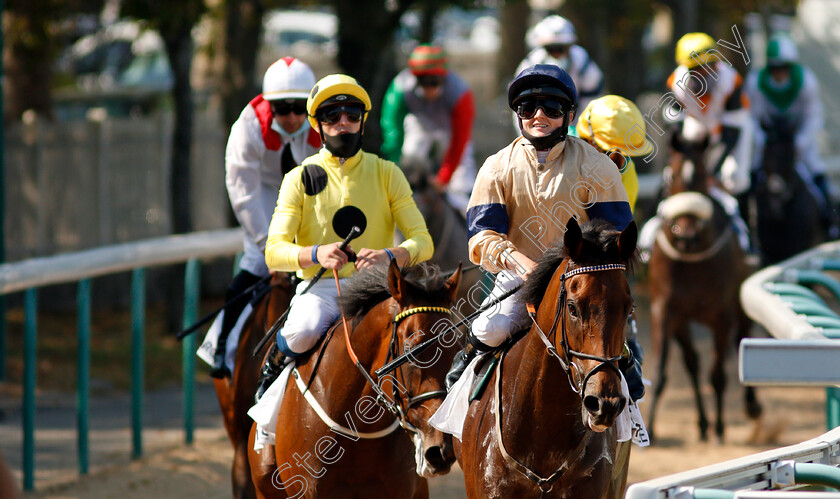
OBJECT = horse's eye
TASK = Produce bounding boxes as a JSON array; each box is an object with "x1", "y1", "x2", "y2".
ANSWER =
[{"x1": 567, "y1": 301, "x2": 579, "y2": 318}]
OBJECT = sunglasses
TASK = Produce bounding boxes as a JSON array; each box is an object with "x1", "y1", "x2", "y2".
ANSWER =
[
  {"x1": 317, "y1": 104, "x2": 365, "y2": 125},
  {"x1": 516, "y1": 99, "x2": 567, "y2": 120},
  {"x1": 270, "y1": 100, "x2": 307, "y2": 116},
  {"x1": 417, "y1": 75, "x2": 444, "y2": 88},
  {"x1": 544, "y1": 44, "x2": 571, "y2": 56}
]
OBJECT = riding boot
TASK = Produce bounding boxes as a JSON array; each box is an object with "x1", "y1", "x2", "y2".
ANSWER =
[
  {"x1": 255, "y1": 343, "x2": 287, "y2": 403},
  {"x1": 210, "y1": 270, "x2": 262, "y2": 379},
  {"x1": 209, "y1": 348, "x2": 230, "y2": 379},
  {"x1": 619, "y1": 316, "x2": 645, "y2": 402},
  {"x1": 445, "y1": 344, "x2": 476, "y2": 391}
]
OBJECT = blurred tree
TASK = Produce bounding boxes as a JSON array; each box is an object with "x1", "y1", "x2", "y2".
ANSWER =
[
  {"x1": 122, "y1": 0, "x2": 206, "y2": 235},
  {"x1": 218, "y1": 0, "x2": 265, "y2": 130},
  {"x1": 4, "y1": 0, "x2": 101, "y2": 122},
  {"x1": 560, "y1": 0, "x2": 654, "y2": 100},
  {"x1": 496, "y1": 0, "x2": 530, "y2": 93}
]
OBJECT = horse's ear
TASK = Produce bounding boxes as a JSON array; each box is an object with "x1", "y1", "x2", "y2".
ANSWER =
[
  {"x1": 618, "y1": 220, "x2": 638, "y2": 262},
  {"x1": 443, "y1": 263, "x2": 462, "y2": 303},
  {"x1": 387, "y1": 258, "x2": 406, "y2": 304},
  {"x1": 564, "y1": 218, "x2": 583, "y2": 261}
]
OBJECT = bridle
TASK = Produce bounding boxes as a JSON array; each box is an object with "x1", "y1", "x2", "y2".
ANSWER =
[
  {"x1": 341, "y1": 300, "x2": 453, "y2": 436},
  {"x1": 527, "y1": 262, "x2": 626, "y2": 394},
  {"x1": 496, "y1": 261, "x2": 627, "y2": 496}
]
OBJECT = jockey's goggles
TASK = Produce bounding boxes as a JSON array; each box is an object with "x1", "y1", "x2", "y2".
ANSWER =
[
  {"x1": 544, "y1": 43, "x2": 571, "y2": 56},
  {"x1": 516, "y1": 98, "x2": 568, "y2": 120},
  {"x1": 417, "y1": 75, "x2": 445, "y2": 88},
  {"x1": 270, "y1": 99, "x2": 308, "y2": 116},
  {"x1": 316, "y1": 104, "x2": 365, "y2": 125}
]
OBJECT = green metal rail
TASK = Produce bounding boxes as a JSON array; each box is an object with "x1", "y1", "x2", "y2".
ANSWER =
[{"x1": 0, "y1": 229, "x2": 243, "y2": 491}]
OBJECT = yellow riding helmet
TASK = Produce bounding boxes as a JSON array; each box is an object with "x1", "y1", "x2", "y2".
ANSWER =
[
  {"x1": 577, "y1": 95, "x2": 654, "y2": 157},
  {"x1": 675, "y1": 32, "x2": 718, "y2": 68},
  {"x1": 306, "y1": 74, "x2": 372, "y2": 130}
]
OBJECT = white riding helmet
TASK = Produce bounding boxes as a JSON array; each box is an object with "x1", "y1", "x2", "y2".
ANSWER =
[
  {"x1": 262, "y1": 57, "x2": 316, "y2": 101},
  {"x1": 528, "y1": 15, "x2": 577, "y2": 49},
  {"x1": 766, "y1": 34, "x2": 799, "y2": 67}
]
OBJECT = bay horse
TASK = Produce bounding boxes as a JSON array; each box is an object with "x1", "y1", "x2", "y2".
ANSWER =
[
  {"x1": 753, "y1": 117, "x2": 824, "y2": 265},
  {"x1": 458, "y1": 217, "x2": 637, "y2": 498},
  {"x1": 248, "y1": 260, "x2": 462, "y2": 498},
  {"x1": 214, "y1": 273, "x2": 294, "y2": 498},
  {"x1": 646, "y1": 117, "x2": 762, "y2": 443}
]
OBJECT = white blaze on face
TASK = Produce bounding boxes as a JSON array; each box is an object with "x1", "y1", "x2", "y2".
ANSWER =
[{"x1": 413, "y1": 432, "x2": 435, "y2": 477}]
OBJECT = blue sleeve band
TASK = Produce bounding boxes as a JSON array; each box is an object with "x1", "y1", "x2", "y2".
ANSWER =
[
  {"x1": 311, "y1": 245, "x2": 320, "y2": 264},
  {"x1": 384, "y1": 248, "x2": 395, "y2": 261},
  {"x1": 586, "y1": 201, "x2": 634, "y2": 230},
  {"x1": 467, "y1": 203, "x2": 510, "y2": 239}
]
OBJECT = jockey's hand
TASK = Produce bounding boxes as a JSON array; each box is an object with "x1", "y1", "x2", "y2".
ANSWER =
[
  {"x1": 317, "y1": 242, "x2": 356, "y2": 270},
  {"x1": 354, "y1": 248, "x2": 392, "y2": 271},
  {"x1": 430, "y1": 176, "x2": 447, "y2": 194},
  {"x1": 506, "y1": 250, "x2": 537, "y2": 280}
]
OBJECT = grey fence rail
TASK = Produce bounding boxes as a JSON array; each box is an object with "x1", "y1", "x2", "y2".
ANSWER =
[{"x1": 0, "y1": 228, "x2": 243, "y2": 491}]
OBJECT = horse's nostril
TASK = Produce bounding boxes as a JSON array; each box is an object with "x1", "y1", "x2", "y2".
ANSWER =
[
  {"x1": 583, "y1": 395, "x2": 601, "y2": 414},
  {"x1": 425, "y1": 446, "x2": 451, "y2": 470}
]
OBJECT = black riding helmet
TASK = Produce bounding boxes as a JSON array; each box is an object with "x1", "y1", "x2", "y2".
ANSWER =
[{"x1": 509, "y1": 64, "x2": 578, "y2": 149}]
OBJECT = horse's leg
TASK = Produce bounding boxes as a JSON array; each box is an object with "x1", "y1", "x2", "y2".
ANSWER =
[
  {"x1": 605, "y1": 439, "x2": 630, "y2": 499},
  {"x1": 708, "y1": 315, "x2": 732, "y2": 443},
  {"x1": 646, "y1": 299, "x2": 670, "y2": 443},
  {"x1": 247, "y1": 423, "x2": 286, "y2": 499},
  {"x1": 735, "y1": 309, "x2": 763, "y2": 421},
  {"x1": 674, "y1": 323, "x2": 709, "y2": 441}
]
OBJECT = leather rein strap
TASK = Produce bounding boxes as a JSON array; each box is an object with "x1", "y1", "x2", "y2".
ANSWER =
[{"x1": 333, "y1": 270, "x2": 451, "y2": 435}]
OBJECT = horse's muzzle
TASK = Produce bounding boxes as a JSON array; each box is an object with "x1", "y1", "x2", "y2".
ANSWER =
[{"x1": 583, "y1": 392, "x2": 626, "y2": 431}]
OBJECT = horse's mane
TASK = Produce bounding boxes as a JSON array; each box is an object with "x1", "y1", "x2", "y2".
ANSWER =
[
  {"x1": 338, "y1": 262, "x2": 450, "y2": 318},
  {"x1": 519, "y1": 219, "x2": 637, "y2": 309}
]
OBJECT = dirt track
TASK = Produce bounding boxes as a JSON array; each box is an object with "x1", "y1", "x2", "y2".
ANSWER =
[{"x1": 8, "y1": 286, "x2": 830, "y2": 498}]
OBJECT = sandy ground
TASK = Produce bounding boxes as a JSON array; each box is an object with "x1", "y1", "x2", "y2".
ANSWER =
[{"x1": 3, "y1": 286, "x2": 831, "y2": 499}]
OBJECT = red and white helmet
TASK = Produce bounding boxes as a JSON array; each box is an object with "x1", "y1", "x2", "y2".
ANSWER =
[
  {"x1": 262, "y1": 57, "x2": 316, "y2": 101},
  {"x1": 528, "y1": 15, "x2": 577, "y2": 48}
]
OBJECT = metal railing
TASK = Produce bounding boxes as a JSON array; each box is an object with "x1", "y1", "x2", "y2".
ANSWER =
[{"x1": 0, "y1": 228, "x2": 243, "y2": 490}]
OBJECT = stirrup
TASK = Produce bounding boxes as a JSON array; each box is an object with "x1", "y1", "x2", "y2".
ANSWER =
[{"x1": 255, "y1": 345, "x2": 286, "y2": 403}]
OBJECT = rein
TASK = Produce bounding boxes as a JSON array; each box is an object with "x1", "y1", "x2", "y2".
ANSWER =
[
  {"x1": 318, "y1": 269, "x2": 451, "y2": 437},
  {"x1": 496, "y1": 262, "x2": 625, "y2": 494}
]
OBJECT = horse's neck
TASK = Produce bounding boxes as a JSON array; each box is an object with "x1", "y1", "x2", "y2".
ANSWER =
[
  {"x1": 501, "y1": 327, "x2": 586, "y2": 451},
  {"x1": 302, "y1": 301, "x2": 394, "y2": 409}
]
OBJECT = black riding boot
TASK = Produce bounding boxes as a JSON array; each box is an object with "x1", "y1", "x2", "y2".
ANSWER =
[
  {"x1": 619, "y1": 316, "x2": 645, "y2": 402},
  {"x1": 255, "y1": 342, "x2": 287, "y2": 403},
  {"x1": 445, "y1": 334, "x2": 492, "y2": 391},
  {"x1": 210, "y1": 270, "x2": 262, "y2": 379}
]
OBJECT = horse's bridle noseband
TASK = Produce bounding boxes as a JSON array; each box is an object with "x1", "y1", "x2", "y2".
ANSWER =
[{"x1": 528, "y1": 263, "x2": 627, "y2": 395}]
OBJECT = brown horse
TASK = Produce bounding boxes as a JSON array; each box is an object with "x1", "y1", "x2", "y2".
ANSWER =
[
  {"x1": 248, "y1": 260, "x2": 462, "y2": 498},
  {"x1": 457, "y1": 217, "x2": 637, "y2": 498},
  {"x1": 213, "y1": 273, "x2": 294, "y2": 498},
  {"x1": 646, "y1": 118, "x2": 762, "y2": 442}
]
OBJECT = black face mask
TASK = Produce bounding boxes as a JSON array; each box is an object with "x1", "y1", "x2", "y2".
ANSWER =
[
  {"x1": 323, "y1": 130, "x2": 363, "y2": 158},
  {"x1": 518, "y1": 115, "x2": 570, "y2": 150}
]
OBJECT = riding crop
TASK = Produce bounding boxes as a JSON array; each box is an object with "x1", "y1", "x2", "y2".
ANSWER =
[
  {"x1": 175, "y1": 274, "x2": 272, "y2": 341},
  {"x1": 251, "y1": 226, "x2": 362, "y2": 357},
  {"x1": 375, "y1": 281, "x2": 523, "y2": 377}
]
